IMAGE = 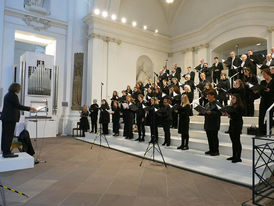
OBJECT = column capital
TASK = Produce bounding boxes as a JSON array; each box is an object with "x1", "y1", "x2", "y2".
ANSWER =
[
  {"x1": 268, "y1": 26, "x2": 274, "y2": 32},
  {"x1": 88, "y1": 33, "x2": 122, "y2": 45}
]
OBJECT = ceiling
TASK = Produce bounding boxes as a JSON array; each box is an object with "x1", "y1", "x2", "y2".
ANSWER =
[{"x1": 159, "y1": 0, "x2": 186, "y2": 24}]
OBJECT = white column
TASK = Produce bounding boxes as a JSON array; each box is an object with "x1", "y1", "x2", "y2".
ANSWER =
[
  {"x1": 0, "y1": 0, "x2": 5, "y2": 94},
  {"x1": 86, "y1": 36, "x2": 107, "y2": 105},
  {"x1": 268, "y1": 27, "x2": 274, "y2": 52},
  {"x1": 107, "y1": 41, "x2": 119, "y2": 101}
]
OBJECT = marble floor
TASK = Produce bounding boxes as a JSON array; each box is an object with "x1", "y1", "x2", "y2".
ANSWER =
[{"x1": 0, "y1": 137, "x2": 251, "y2": 206}]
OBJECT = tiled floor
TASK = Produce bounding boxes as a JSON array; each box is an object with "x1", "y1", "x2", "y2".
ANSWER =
[{"x1": 0, "y1": 137, "x2": 251, "y2": 206}]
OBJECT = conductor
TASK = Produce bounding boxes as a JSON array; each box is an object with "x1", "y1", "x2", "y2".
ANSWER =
[{"x1": 1, "y1": 83, "x2": 37, "y2": 158}]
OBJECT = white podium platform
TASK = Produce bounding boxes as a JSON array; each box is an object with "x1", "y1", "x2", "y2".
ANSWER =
[{"x1": 0, "y1": 153, "x2": 34, "y2": 173}]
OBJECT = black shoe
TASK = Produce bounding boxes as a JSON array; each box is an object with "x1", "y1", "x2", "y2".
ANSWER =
[
  {"x1": 177, "y1": 145, "x2": 183, "y2": 149},
  {"x1": 3, "y1": 153, "x2": 18, "y2": 158},
  {"x1": 90, "y1": 131, "x2": 93, "y2": 133},
  {"x1": 140, "y1": 137, "x2": 145, "y2": 142},
  {"x1": 226, "y1": 157, "x2": 234, "y2": 161},
  {"x1": 135, "y1": 138, "x2": 140, "y2": 141},
  {"x1": 225, "y1": 130, "x2": 229, "y2": 134},
  {"x1": 232, "y1": 159, "x2": 242, "y2": 163},
  {"x1": 210, "y1": 152, "x2": 220, "y2": 156},
  {"x1": 205, "y1": 151, "x2": 211, "y2": 155},
  {"x1": 166, "y1": 143, "x2": 170, "y2": 147},
  {"x1": 162, "y1": 142, "x2": 166, "y2": 146},
  {"x1": 182, "y1": 146, "x2": 189, "y2": 150},
  {"x1": 149, "y1": 140, "x2": 154, "y2": 143}
]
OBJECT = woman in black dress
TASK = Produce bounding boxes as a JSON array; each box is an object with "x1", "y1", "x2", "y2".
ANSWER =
[
  {"x1": 243, "y1": 67, "x2": 258, "y2": 116},
  {"x1": 217, "y1": 73, "x2": 230, "y2": 107},
  {"x1": 223, "y1": 94, "x2": 244, "y2": 163},
  {"x1": 80, "y1": 105, "x2": 90, "y2": 137},
  {"x1": 111, "y1": 100, "x2": 120, "y2": 136},
  {"x1": 254, "y1": 69, "x2": 274, "y2": 135},
  {"x1": 228, "y1": 79, "x2": 246, "y2": 115},
  {"x1": 99, "y1": 99, "x2": 110, "y2": 135},
  {"x1": 123, "y1": 95, "x2": 137, "y2": 139},
  {"x1": 89, "y1": 99, "x2": 99, "y2": 133},
  {"x1": 176, "y1": 94, "x2": 191, "y2": 150},
  {"x1": 147, "y1": 97, "x2": 160, "y2": 143}
]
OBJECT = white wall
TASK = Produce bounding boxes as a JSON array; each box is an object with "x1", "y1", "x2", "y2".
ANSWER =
[{"x1": 171, "y1": 0, "x2": 274, "y2": 37}]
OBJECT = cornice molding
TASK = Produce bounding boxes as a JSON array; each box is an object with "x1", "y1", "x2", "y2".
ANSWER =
[
  {"x1": 84, "y1": 15, "x2": 171, "y2": 53},
  {"x1": 4, "y1": 7, "x2": 68, "y2": 30}
]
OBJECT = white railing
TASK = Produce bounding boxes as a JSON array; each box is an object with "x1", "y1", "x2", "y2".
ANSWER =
[{"x1": 266, "y1": 102, "x2": 274, "y2": 137}]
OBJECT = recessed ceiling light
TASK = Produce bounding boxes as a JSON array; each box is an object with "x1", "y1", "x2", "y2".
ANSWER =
[
  {"x1": 143, "y1": 25, "x2": 147, "y2": 30},
  {"x1": 132, "y1": 21, "x2": 137, "y2": 27},
  {"x1": 166, "y1": 0, "x2": 174, "y2": 4},
  {"x1": 94, "y1": 8, "x2": 100, "y2": 15},
  {"x1": 155, "y1": 29, "x2": 158, "y2": 33},
  {"x1": 102, "y1": 11, "x2": 108, "y2": 18},
  {"x1": 256, "y1": 43, "x2": 261, "y2": 46},
  {"x1": 121, "y1": 17, "x2": 127, "y2": 23},
  {"x1": 111, "y1": 14, "x2": 117, "y2": 21}
]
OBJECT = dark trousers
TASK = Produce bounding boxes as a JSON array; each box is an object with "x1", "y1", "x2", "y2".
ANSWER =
[
  {"x1": 205, "y1": 130, "x2": 219, "y2": 153},
  {"x1": 91, "y1": 119, "x2": 97, "y2": 133},
  {"x1": 246, "y1": 99, "x2": 255, "y2": 117},
  {"x1": 163, "y1": 123, "x2": 171, "y2": 145},
  {"x1": 229, "y1": 128, "x2": 242, "y2": 160},
  {"x1": 1, "y1": 121, "x2": 16, "y2": 155},
  {"x1": 123, "y1": 122, "x2": 133, "y2": 139},
  {"x1": 150, "y1": 125, "x2": 158, "y2": 142},
  {"x1": 181, "y1": 128, "x2": 190, "y2": 147},
  {"x1": 137, "y1": 121, "x2": 145, "y2": 138},
  {"x1": 102, "y1": 123, "x2": 108, "y2": 135},
  {"x1": 259, "y1": 103, "x2": 267, "y2": 135},
  {"x1": 213, "y1": 73, "x2": 220, "y2": 84},
  {"x1": 172, "y1": 111, "x2": 178, "y2": 128},
  {"x1": 113, "y1": 120, "x2": 120, "y2": 134}
]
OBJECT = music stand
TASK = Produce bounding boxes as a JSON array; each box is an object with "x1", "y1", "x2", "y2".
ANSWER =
[
  {"x1": 139, "y1": 70, "x2": 167, "y2": 167},
  {"x1": 90, "y1": 82, "x2": 111, "y2": 150},
  {"x1": 29, "y1": 107, "x2": 48, "y2": 164}
]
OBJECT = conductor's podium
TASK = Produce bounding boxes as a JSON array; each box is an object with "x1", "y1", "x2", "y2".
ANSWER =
[{"x1": 0, "y1": 153, "x2": 34, "y2": 172}]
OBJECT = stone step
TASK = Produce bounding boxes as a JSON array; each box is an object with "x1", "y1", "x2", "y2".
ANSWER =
[
  {"x1": 77, "y1": 134, "x2": 260, "y2": 186},
  {"x1": 105, "y1": 129, "x2": 253, "y2": 160}
]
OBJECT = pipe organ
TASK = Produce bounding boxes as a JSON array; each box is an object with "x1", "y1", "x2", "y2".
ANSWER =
[{"x1": 18, "y1": 52, "x2": 59, "y2": 138}]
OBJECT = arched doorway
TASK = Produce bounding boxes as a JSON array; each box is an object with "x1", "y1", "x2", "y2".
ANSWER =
[
  {"x1": 136, "y1": 55, "x2": 153, "y2": 83},
  {"x1": 212, "y1": 37, "x2": 267, "y2": 61}
]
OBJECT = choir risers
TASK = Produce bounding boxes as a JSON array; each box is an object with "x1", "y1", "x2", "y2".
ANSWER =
[
  {"x1": 77, "y1": 134, "x2": 262, "y2": 186},
  {"x1": 106, "y1": 127, "x2": 253, "y2": 160}
]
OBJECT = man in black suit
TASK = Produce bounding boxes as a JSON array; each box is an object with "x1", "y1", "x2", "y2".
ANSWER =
[
  {"x1": 212, "y1": 57, "x2": 223, "y2": 84},
  {"x1": 182, "y1": 66, "x2": 195, "y2": 82},
  {"x1": 174, "y1": 64, "x2": 182, "y2": 81},
  {"x1": 225, "y1": 51, "x2": 241, "y2": 86},
  {"x1": 262, "y1": 54, "x2": 274, "y2": 68},
  {"x1": 201, "y1": 63, "x2": 212, "y2": 83},
  {"x1": 239, "y1": 54, "x2": 253, "y2": 80},
  {"x1": 247, "y1": 50, "x2": 263, "y2": 74},
  {"x1": 271, "y1": 47, "x2": 274, "y2": 59},
  {"x1": 1, "y1": 83, "x2": 36, "y2": 158}
]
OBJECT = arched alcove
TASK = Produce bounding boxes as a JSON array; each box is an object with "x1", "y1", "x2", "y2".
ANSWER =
[
  {"x1": 136, "y1": 55, "x2": 153, "y2": 83},
  {"x1": 212, "y1": 37, "x2": 267, "y2": 60}
]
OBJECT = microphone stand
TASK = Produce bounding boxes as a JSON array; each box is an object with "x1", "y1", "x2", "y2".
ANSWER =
[
  {"x1": 90, "y1": 82, "x2": 110, "y2": 149},
  {"x1": 140, "y1": 72, "x2": 167, "y2": 167}
]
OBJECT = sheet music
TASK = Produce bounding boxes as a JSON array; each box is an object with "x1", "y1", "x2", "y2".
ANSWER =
[
  {"x1": 248, "y1": 83, "x2": 254, "y2": 88},
  {"x1": 122, "y1": 103, "x2": 129, "y2": 109},
  {"x1": 142, "y1": 104, "x2": 146, "y2": 109},
  {"x1": 106, "y1": 109, "x2": 114, "y2": 114},
  {"x1": 162, "y1": 93, "x2": 166, "y2": 98},
  {"x1": 154, "y1": 108, "x2": 158, "y2": 112},
  {"x1": 173, "y1": 91, "x2": 179, "y2": 96}
]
